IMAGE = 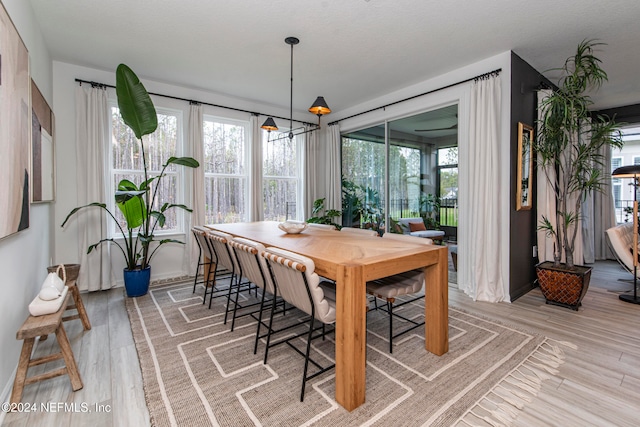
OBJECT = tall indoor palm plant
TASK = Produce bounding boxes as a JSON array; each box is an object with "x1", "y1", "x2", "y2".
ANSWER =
[
  {"x1": 536, "y1": 39, "x2": 623, "y2": 269},
  {"x1": 63, "y1": 64, "x2": 199, "y2": 295},
  {"x1": 535, "y1": 40, "x2": 622, "y2": 309}
]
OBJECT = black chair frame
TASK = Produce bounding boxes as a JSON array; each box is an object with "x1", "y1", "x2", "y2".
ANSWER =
[
  {"x1": 205, "y1": 234, "x2": 252, "y2": 325},
  {"x1": 263, "y1": 259, "x2": 335, "y2": 402},
  {"x1": 228, "y1": 247, "x2": 290, "y2": 338},
  {"x1": 370, "y1": 293, "x2": 424, "y2": 353},
  {"x1": 191, "y1": 227, "x2": 213, "y2": 294}
]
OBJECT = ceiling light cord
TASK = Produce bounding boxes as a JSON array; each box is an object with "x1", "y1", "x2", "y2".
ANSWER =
[{"x1": 289, "y1": 39, "x2": 295, "y2": 140}]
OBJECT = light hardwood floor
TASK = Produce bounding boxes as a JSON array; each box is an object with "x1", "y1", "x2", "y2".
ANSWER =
[
  {"x1": 2, "y1": 262, "x2": 640, "y2": 426},
  {"x1": 2, "y1": 286, "x2": 150, "y2": 427}
]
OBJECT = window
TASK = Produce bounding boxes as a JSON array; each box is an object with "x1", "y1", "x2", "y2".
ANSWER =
[
  {"x1": 263, "y1": 131, "x2": 303, "y2": 221},
  {"x1": 437, "y1": 147, "x2": 458, "y2": 227},
  {"x1": 110, "y1": 106, "x2": 183, "y2": 236},
  {"x1": 341, "y1": 134, "x2": 386, "y2": 228},
  {"x1": 203, "y1": 116, "x2": 249, "y2": 224},
  {"x1": 612, "y1": 156, "x2": 622, "y2": 207}
]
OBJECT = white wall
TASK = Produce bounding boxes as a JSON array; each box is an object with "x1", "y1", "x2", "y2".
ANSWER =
[
  {"x1": 0, "y1": 0, "x2": 53, "y2": 412},
  {"x1": 52, "y1": 61, "x2": 293, "y2": 286}
]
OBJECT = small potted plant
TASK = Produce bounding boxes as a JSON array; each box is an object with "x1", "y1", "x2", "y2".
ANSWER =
[
  {"x1": 307, "y1": 198, "x2": 342, "y2": 229},
  {"x1": 419, "y1": 193, "x2": 441, "y2": 230},
  {"x1": 62, "y1": 64, "x2": 199, "y2": 297},
  {"x1": 535, "y1": 40, "x2": 622, "y2": 309}
]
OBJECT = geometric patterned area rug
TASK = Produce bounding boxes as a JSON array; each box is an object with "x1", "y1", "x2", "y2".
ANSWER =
[{"x1": 125, "y1": 279, "x2": 573, "y2": 427}]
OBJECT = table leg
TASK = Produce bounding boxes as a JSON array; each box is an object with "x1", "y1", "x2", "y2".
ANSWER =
[
  {"x1": 424, "y1": 246, "x2": 449, "y2": 355},
  {"x1": 335, "y1": 264, "x2": 366, "y2": 411}
]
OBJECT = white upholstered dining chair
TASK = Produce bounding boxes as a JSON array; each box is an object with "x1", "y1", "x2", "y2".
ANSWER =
[
  {"x1": 205, "y1": 229, "x2": 247, "y2": 325},
  {"x1": 366, "y1": 232, "x2": 430, "y2": 353},
  {"x1": 261, "y1": 246, "x2": 336, "y2": 401},
  {"x1": 339, "y1": 227, "x2": 379, "y2": 237},
  {"x1": 307, "y1": 223, "x2": 337, "y2": 230},
  {"x1": 191, "y1": 226, "x2": 215, "y2": 295},
  {"x1": 228, "y1": 237, "x2": 282, "y2": 353},
  {"x1": 606, "y1": 222, "x2": 640, "y2": 278}
]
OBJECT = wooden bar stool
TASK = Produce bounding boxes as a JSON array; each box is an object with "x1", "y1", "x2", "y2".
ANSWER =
[{"x1": 11, "y1": 292, "x2": 83, "y2": 404}]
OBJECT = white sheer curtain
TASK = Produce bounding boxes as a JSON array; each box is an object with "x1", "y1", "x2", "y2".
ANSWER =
[
  {"x1": 305, "y1": 125, "x2": 320, "y2": 219},
  {"x1": 75, "y1": 85, "x2": 115, "y2": 291},
  {"x1": 581, "y1": 119, "x2": 596, "y2": 264},
  {"x1": 594, "y1": 143, "x2": 616, "y2": 260},
  {"x1": 187, "y1": 103, "x2": 204, "y2": 273},
  {"x1": 250, "y1": 115, "x2": 264, "y2": 221},
  {"x1": 462, "y1": 74, "x2": 504, "y2": 302},
  {"x1": 583, "y1": 142, "x2": 616, "y2": 262},
  {"x1": 536, "y1": 89, "x2": 557, "y2": 263},
  {"x1": 325, "y1": 124, "x2": 342, "y2": 211}
]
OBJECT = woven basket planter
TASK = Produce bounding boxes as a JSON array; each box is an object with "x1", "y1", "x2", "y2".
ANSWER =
[{"x1": 536, "y1": 261, "x2": 592, "y2": 310}]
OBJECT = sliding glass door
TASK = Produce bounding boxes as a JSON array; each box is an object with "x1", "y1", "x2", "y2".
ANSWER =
[
  {"x1": 342, "y1": 105, "x2": 458, "y2": 237},
  {"x1": 341, "y1": 127, "x2": 386, "y2": 230}
]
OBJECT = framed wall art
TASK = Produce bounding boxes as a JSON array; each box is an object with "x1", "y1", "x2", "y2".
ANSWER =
[
  {"x1": 0, "y1": 2, "x2": 30, "y2": 239},
  {"x1": 31, "y1": 79, "x2": 55, "y2": 203},
  {"x1": 516, "y1": 122, "x2": 534, "y2": 211}
]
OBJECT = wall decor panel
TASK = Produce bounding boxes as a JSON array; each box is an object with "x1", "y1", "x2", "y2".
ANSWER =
[
  {"x1": 31, "y1": 79, "x2": 54, "y2": 202},
  {"x1": 0, "y1": 2, "x2": 30, "y2": 239}
]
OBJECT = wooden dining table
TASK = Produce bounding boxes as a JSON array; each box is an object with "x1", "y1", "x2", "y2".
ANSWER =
[{"x1": 205, "y1": 221, "x2": 448, "y2": 411}]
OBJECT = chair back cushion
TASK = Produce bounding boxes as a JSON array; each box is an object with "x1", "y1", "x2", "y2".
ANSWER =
[
  {"x1": 262, "y1": 247, "x2": 335, "y2": 323},
  {"x1": 366, "y1": 270, "x2": 425, "y2": 298},
  {"x1": 206, "y1": 230, "x2": 239, "y2": 273},
  {"x1": 606, "y1": 222, "x2": 639, "y2": 277},
  {"x1": 339, "y1": 227, "x2": 379, "y2": 237},
  {"x1": 382, "y1": 232, "x2": 433, "y2": 246},
  {"x1": 229, "y1": 237, "x2": 274, "y2": 293},
  {"x1": 396, "y1": 217, "x2": 424, "y2": 234},
  {"x1": 408, "y1": 221, "x2": 427, "y2": 232},
  {"x1": 192, "y1": 226, "x2": 214, "y2": 260},
  {"x1": 307, "y1": 223, "x2": 337, "y2": 231}
]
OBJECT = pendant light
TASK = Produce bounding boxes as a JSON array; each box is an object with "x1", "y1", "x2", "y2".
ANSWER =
[{"x1": 261, "y1": 37, "x2": 331, "y2": 140}]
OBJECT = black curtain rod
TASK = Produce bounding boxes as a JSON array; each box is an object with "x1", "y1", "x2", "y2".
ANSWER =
[
  {"x1": 327, "y1": 68, "x2": 502, "y2": 126},
  {"x1": 74, "y1": 78, "x2": 314, "y2": 126}
]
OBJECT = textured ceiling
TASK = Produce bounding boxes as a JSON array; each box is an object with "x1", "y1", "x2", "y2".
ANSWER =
[{"x1": 29, "y1": 0, "x2": 640, "y2": 116}]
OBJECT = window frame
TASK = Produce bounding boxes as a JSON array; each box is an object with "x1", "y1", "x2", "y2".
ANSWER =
[
  {"x1": 108, "y1": 101, "x2": 185, "y2": 238},
  {"x1": 202, "y1": 114, "x2": 251, "y2": 224},
  {"x1": 262, "y1": 129, "x2": 304, "y2": 221}
]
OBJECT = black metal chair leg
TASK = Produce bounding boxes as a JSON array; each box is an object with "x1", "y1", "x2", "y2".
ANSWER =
[
  {"x1": 301, "y1": 317, "x2": 316, "y2": 402},
  {"x1": 388, "y1": 301, "x2": 393, "y2": 353},
  {"x1": 230, "y1": 274, "x2": 243, "y2": 332},
  {"x1": 263, "y1": 292, "x2": 278, "y2": 365},
  {"x1": 203, "y1": 267, "x2": 212, "y2": 305},
  {"x1": 193, "y1": 261, "x2": 200, "y2": 294},
  {"x1": 221, "y1": 270, "x2": 236, "y2": 319},
  {"x1": 254, "y1": 290, "x2": 268, "y2": 355}
]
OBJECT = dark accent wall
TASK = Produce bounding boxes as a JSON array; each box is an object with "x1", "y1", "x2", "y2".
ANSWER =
[
  {"x1": 509, "y1": 52, "x2": 552, "y2": 300},
  {"x1": 594, "y1": 103, "x2": 640, "y2": 124}
]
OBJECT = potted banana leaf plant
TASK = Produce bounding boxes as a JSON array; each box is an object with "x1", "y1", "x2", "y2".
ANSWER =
[
  {"x1": 535, "y1": 40, "x2": 622, "y2": 309},
  {"x1": 62, "y1": 64, "x2": 199, "y2": 297}
]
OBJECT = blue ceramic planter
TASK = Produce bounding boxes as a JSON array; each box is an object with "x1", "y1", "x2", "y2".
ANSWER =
[{"x1": 123, "y1": 266, "x2": 151, "y2": 297}]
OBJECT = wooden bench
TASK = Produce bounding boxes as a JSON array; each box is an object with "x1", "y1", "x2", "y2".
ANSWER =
[
  {"x1": 11, "y1": 292, "x2": 83, "y2": 404},
  {"x1": 46, "y1": 264, "x2": 91, "y2": 331},
  {"x1": 63, "y1": 282, "x2": 91, "y2": 330}
]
